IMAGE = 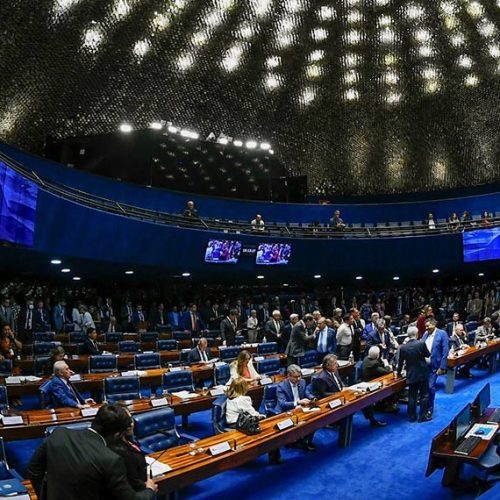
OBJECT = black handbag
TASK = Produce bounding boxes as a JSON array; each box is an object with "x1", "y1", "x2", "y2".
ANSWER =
[{"x1": 235, "y1": 411, "x2": 261, "y2": 435}]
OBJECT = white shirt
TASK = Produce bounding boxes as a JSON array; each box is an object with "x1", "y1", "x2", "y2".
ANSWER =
[
  {"x1": 425, "y1": 331, "x2": 435, "y2": 364},
  {"x1": 291, "y1": 383, "x2": 300, "y2": 406},
  {"x1": 226, "y1": 395, "x2": 260, "y2": 424},
  {"x1": 246, "y1": 317, "x2": 258, "y2": 330}
]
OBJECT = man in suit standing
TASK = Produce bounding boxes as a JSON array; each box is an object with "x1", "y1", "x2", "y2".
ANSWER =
[
  {"x1": 422, "y1": 318, "x2": 449, "y2": 418},
  {"x1": 52, "y1": 299, "x2": 68, "y2": 333},
  {"x1": 46, "y1": 361, "x2": 95, "y2": 408},
  {"x1": 81, "y1": 327, "x2": 101, "y2": 356},
  {"x1": 257, "y1": 302, "x2": 270, "y2": 324},
  {"x1": 187, "y1": 337, "x2": 213, "y2": 364},
  {"x1": 121, "y1": 300, "x2": 134, "y2": 332},
  {"x1": 28, "y1": 404, "x2": 157, "y2": 500},
  {"x1": 182, "y1": 304, "x2": 206, "y2": 335},
  {"x1": 149, "y1": 303, "x2": 166, "y2": 329},
  {"x1": 366, "y1": 318, "x2": 392, "y2": 360},
  {"x1": 276, "y1": 364, "x2": 315, "y2": 451},
  {"x1": 33, "y1": 300, "x2": 50, "y2": 331},
  {"x1": 167, "y1": 306, "x2": 181, "y2": 330},
  {"x1": 264, "y1": 310, "x2": 286, "y2": 350},
  {"x1": 314, "y1": 316, "x2": 336, "y2": 363},
  {"x1": 220, "y1": 309, "x2": 238, "y2": 346},
  {"x1": 397, "y1": 326, "x2": 431, "y2": 422},
  {"x1": 351, "y1": 308, "x2": 365, "y2": 361},
  {"x1": 132, "y1": 304, "x2": 147, "y2": 331},
  {"x1": 285, "y1": 314, "x2": 316, "y2": 366},
  {"x1": 310, "y1": 354, "x2": 344, "y2": 398},
  {"x1": 0, "y1": 298, "x2": 14, "y2": 330},
  {"x1": 446, "y1": 312, "x2": 466, "y2": 336},
  {"x1": 17, "y1": 299, "x2": 35, "y2": 343}
]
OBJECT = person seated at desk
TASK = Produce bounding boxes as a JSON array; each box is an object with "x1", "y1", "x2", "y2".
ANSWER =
[
  {"x1": 475, "y1": 317, "x2": 496, "y2": 342},
  {"x1": 309, "y1": 354, "x2": 344, "y2": 398},
  {"x1": 81, "y1": 327, "x2": 101, "y2": 355},
  {"x1": 109, "y1": 407, "x2": 148, "y2": 492},
  {"x1": 48, "y1": 361, "x2": 95, "y2": 408},
  {"x1": 0, "y1": 322, "x2": 22, "y2": 360},
  {"x1": 28, "y1": 404, "x2": 157, "y2": 500},
  {"x1": 187, "y1": 337, "x2": 213, "y2": 364},
  {"x1": 276, "y1": 364, "x2": 315, "y2": 451},
  {"x1": 42, "y1": 346, "x2": 66, "y2": 376},
  {"x1": 229, "y1": 350, "x2": 260, "y2": 384}
]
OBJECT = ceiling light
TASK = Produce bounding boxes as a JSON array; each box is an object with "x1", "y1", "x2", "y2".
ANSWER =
[
  {"x1": 119, "y1": 123, "x2": 133, "y2": 133},
  {"x1": 72, "y1": 276, "x2": 81, "y2": 281},
  {"x1": 478, "y1": 272, "x2": 485, "y2": 277},
  {"x1": 233, "y1": 140, "x2": 243, "y2": 147},
  {"x1": 125, "y1": 270, "x2": 134, "y2": 275},
  {"x1": 167, "y1": 125, "x2": 179, "y2": 133},
  {"x1": 149, "y1": 121, "x2": 163, "y2": 130},
  {"x1": 260, "y1": 142, "x2": 271, "y2": 150},
  {"x1": 245, "y1": 140, "x2": 257, "y2": 149},
  {"x1": 257, "y1": 275, "x2": 264, "y2": 279},
  {"x1": 393, "y1": 276, "x2": 400, "y2": 280},
  {"x1": 180, "y1": 129, "x2": 199, "y2": 139},
  {"x1": 314, "y1": 274, "x2": 321, "y2": 279},
  {"x1": 355, "y1": 276, "x2": 363, "y2": 280},
  {"x1": 283, "y1": 283, "x2": 289, "y2": 287},
  {"x1": 50, "y1": 259, "x2": 62, "y2": 265},
  {"x1": 61, "y1": 268, "x2": 71, "y2": 273},
  {"x1": 432, "y1": 269, "x2": 439, "y2": 273},
  {"x1": 182, "y1": 272, "x2": 191, "y2": 277},
  {"x1": 269, "y1": 149, "x2": 274, "y2": 154}
]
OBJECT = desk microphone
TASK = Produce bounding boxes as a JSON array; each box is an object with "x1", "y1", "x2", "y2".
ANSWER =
[{"x1": 147, "y1": 444, "x2": 171, "y2": 479}]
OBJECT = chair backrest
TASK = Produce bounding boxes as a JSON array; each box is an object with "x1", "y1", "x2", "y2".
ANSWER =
[
  {"x1": 235, "y1": 335, "x2": 245, "y2": 346},
  {"x1": 257, "y1": 342, "x2": 278, "y2": 355},
  {"x1": 173, "y1": 331, "x2": 191, "y2": 341},
  {"x1": 105, "y1": 332, "x2": 124, "y2": 343},
  {"x1": 140, "y1": 332, "x2": 159, "y2": 343},
  {"x1": 264, "y1": 384, "x2": 279, "y2": 416},
  {"x1": 299, "y1": 350, "x2": 318, "y2": 368},
  {"x1": 134, "y1": 353, "x2": 161, "y2": 370},
  {"x1": 64, "y1": 324, "x2": 75, "y2": 333},
  {"x1": 33, "y1": 331, "x2": 56, "y2": 342},
  {"x1": 133, "y1": 407, "x2": 179, "y2": 452},
  {"x1": 0, "y1": 359, "x2": 12, "y2": 378},
  {"x1": 118, "y1": 340, "x2": 139, "y2": 353},
  {"x1": 157, "y1": 325, "x2": 170, "y2": 333},
  {"x1": 39, "y1": 379, "x2": 53, "y2": 409},
  {"x1": 214, "y1": 363, "x2": 230, "y2": 386},
  {"x1": 157, "y1": 339, "x2": 178, "y2": 351},
  {"x1": 69, "y1": 331, "x2": 87, "y2": 344},
  {"x1": 219, "y1": 346, "x2": 240, "y2": 362},
  {"x1": 162, "y1": 370, "x2": 193, "y2": 393},
  {"x1": 34, "y1": 357, "x2": 50, "y2": 376},
  {"x1": 104, "y1": 376, "x2": 140, "y2": 403},
  {"x1": 212, "y1": 396, "x2": 228, "y2": 434},
  {"x1": 45, "y1": 421, "x2": 91, "y2": 436},
  {"x1": 0, "y1": 385, "x2": 8, "y2": 410},
  {"x1": 466, "y1": 321, "x2": 478, "y2": 332},
  {"x1": 206, "y1": 330, "x2": 219, "y2": 339},
  {"x1": 257, "y1": 357, "x2": 281, "y2": 376},
  {"x1": 88, "y1": 355, "x2": 118, "y2": 374},
  {"x1": 33, "y1": 342, "x2": 60, "y2": 357},
  {"x1": 180, "y1": 349, "x2": 191, "y2": 363}
]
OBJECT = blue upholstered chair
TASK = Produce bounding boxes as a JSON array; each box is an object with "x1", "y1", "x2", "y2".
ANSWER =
[
  {"x1": 157, "y1": 339, "x2": 178, "y2": 351},
  {"x1": 33, "y1": 341, "x2": 60, "y2": 357},
  {"x1": 162, "y1": 370, "x2": 194, "y2": 393},
  {"x1": 466, "y1": 321, "x2": 478, "y2": 332},
  {"x1": 219, "y1": 346, "x2": 240, "y2": 362},
  {"x1": 180, "y1": 349, "x2": 191, "y2": 363},
  {"x1": 206, "y1": 330, "x2": 219, "y2": 339},
  {"x1": 33, "y1": 331, "x2": 56, "y2": 342},
  {"x1": 0, "y1": 386, "x2": 8, "y2": 411},
  {"x1": 157, "y1": 325, "x2": 170, "y2": 333},
  {"x1": 118, "y1": 340, "x2": 139, "y2": 353},
  {"x1": 0, "y1": 360, "x2": 12, "y2": 378},
  {"x1": 64, "y1": 324, "x2": 75, "y2": 333},
  {"x1": 0, "y1": 437, "x2": 23, "y2": 481},
  {"x1": 235, "y1": 335, "x2": 245, "y2": 346},
  {"x1": 257, "y1": 342, "x2": 278, "y2": 356},
  {"x1": 45, "y1": 421, "x2": 92, "y2": 436},
  {"x1": 257, "y1": 358, "x2": 281, "y2": 376},
  {"x1": 134, "y1": 353, "x2": 161, "y2": 370},
  {"x1": 133, "y1": 407, "x2": 197, "y2": 453},
  {"x1": 104, "y1": 376, "x2": 140, "y2": 403},
  {"x1": 39, "y1": 379, "x2": 53, "y2": 409},
  {"x1": 264, "y1": 384, "x2": 280, "y2": 416},
  {"x1": 212, "y1": 396, "x2": 230, "y2": 434},
  {"x1": 105, "y1": 332, "x2": 124, "y2": 343},
  {"x1": 214, "y1": 363, "x2": 231, "y2": 386},
  {"x1": 140, "y1": 332, "x2": 159, "y2": 343},
  {"x1": 173, "y1": 331, "x2": 191, "y2": 341},
  {"x1": 69, "y1": 331, "x2": 87, "y2": 344},
  {"x1": 299, "y1": 350, "x2": 318, "y2": 368},
  {"x1": 88, "y1": 355, "x2": 118, "y2": 374},
  {"x1": 34, "y1": 356, "x2": 50, "y2": 376}
]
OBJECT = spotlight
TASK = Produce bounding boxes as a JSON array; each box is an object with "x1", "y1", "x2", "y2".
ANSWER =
[
  {"x1": 478, "y1": 272, "x2": 485, "y2": 277},
  {"x1": 149, "y1": 121, "x2": 163, "y2": 130},
  {"x1": 182, "y1": 272, "x2": 191, "y2": 277},
  {"x1": 119, "y1": 123, "x2": 133, "y2": 133},
  {"x1": 233, "y1": 140, "x2": 243, "y2": 147},
  {"x1": 314, "y1": 274, "x2": 321, "y2": 279},
  {"x1": 393, "y1": 276, "x2": 400, "y2": 281},
  {"x1": 61, "y1": 268, "x2": 71, "y2": 273},
  {"x1": 257, "y1": 275, "x2": 265, "y2": 279},
  {"x1": 432, "y1": 269, "x2": 439, "y2": 273},
  {"x1": 180, "y1": 129, "x2": 199, "y2": 139},
  {"x1": 245, "y1": 140, "x2": 257, "y2": 149},
  {"x1": 260, "y1": 142, "x2": 271, "y2": 150},
  {"x1": 50, "y1": 259, "x2": 62, "y2": 265},
  {"x1": 269, "y1": 149, "x2": 274, "y2": 154},
  {"x1": 72, "y1": 276, "x2": 81, "y2": 281},
  {"x1": 167, "y1": 125, "x2": 179, "y2": 133},
  {"x1": 282, "y1": 283, "x2": 289, "y2": 287},
  {"x1": 217, "y1": 133, "x2": 229, "y2": 145},
  {"x1": 355, "y1": 276, "x2": 363, "y2": 280},
  {"x1": 125, "y1": 270, "x2": 134, "y2": 275}
]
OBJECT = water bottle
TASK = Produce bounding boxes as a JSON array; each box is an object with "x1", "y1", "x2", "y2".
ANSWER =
[{"x1": 348, "y1": 351, "x2": 354, "y2": 364}]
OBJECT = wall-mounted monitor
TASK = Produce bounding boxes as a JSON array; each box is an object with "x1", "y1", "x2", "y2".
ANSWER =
[
  {"x1": 0, "y1": 160, "x2": 38, "y2": 247},
  {"x1": 463, "y1": 227, "x2": 500, "y2": 263},
  {"x1": 256, "y1": 243, "x2": 292, "y2": 265},
  {"x1": 204, "y1": 240, "x2": 242, "y2": 264}
]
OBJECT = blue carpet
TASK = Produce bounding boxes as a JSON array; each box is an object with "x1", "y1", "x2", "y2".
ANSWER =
[{"x1": 5, "y1": 367, "x2": 499, "y2": 499}]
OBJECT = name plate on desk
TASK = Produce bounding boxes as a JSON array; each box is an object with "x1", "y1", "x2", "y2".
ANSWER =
[
  {"x1": 210, "y1": 387, "x2": 225, "y2": 396},
  {"x1": 328, "y1": 399, "x2": 343, "y2": 409},
  {"x1": 169, "y1": 367, "x2": 182, "y2": 372},
  {"x1": 254, "y1": 356, "x2": 264, "y2": 362},
  {"x1": 276, "y1": 418, "x2": 294, "y2": 431},
  {"x1": 81, "y1": 407, "x2": 98, "y2": 417},
  {"x1": 209, "y1": 441, "x2": 232, "y2": 456},
  {"x1": 1, "y1": 416, "x2": 23, "y2": 426},
  {"x1": 151, "y1": 398, "x2": 169, "y2": 408},
  {"x1": 69, "y1": 374, "x2": 82, "y2": 382},
  {"x1": 214, "y1": 361, "x2": 226, "y2": 367},
  {"x1": 260, "y1": 377, "x2": 273, "y2": 385}
]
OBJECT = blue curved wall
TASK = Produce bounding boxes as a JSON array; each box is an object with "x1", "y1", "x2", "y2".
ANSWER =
[{"x1": 1, "y1": 142, "x2": 499, "y2": 225}]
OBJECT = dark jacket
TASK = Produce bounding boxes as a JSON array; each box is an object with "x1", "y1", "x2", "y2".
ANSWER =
[
  {"x1": 108, "y1": 438, "x2": 147, "y2": 492},
  {"x1": 311, "y1": 369, "x2": 343, "y2": 399},
  {"x1": 28, "y1": 427, "x2": 154, "y2": 500},
  {"x1": 220, "y1": 317, "x2": 237, "y2": 346},
  {"x1": 362, "y1": 356, "x2": 391, "y2": 382},
  {"x1": 397, "y1": 339, "x2": 430, "y2": 385},
  {"x1": 80, "y1": 338, "x2": 101, "y2": 356},
  {"x1": 187, "y1": 346, "x2": 213, "y2": 364},
  {"x1": 285, "y1": 321, "x2": 315, "y2": 358}
]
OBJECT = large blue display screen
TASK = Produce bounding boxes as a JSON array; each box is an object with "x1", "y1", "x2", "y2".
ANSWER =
[
  {"x1": 0, "y1": 160, "x2": 38, "y2": 246},
  {"x1": 463, "y1": 227, "x2": 500, "y2": 263}
]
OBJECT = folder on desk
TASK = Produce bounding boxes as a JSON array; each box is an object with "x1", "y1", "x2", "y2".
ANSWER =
[{"x1": 0, "y1": 478, "x2": 28, "y2": 496}]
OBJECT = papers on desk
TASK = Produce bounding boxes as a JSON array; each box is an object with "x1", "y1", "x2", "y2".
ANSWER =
[
  {"x1": 5, "y1": 376, "x2": 42, "y2": 384},
  {"x1": 209, "y1": 386, "x2": 226, "y2": 397},
  {"x1": 81, "y1": 407, "x2": 99, "y2": 417},
  {"x1": 101, "y1": 351, "x2": 114, "y2": 355},
  {"x1": 260, "y1": 377, "x2": 273, "y2": 386},
  {"x1": 300, "y1": 368, "x2": 315, "y2": 376},
  {"x1": 200, "y1": 358, "x2": 218, "y2": 365},
  {"x1": 1, "y1": 415, "x2": 24, "y2": 426},
  {"x1": 337, "y1": 360, "x2": 351, "y2": 367},
  {"x1": 172, "y1": 391, "x2": 199, "y2": 400},
  {"x1": 241, "y1": 343, "x2": 259, "y2": 348},
  {"x1": 348, "y1": 382, "x2": 382, "y2": 393},
  {"x1": 214, "y1": 361, "x2": 226, "y2": 367},
  {"x1": 145, "y1": 456, "x2": 172, "y2": 477},
  {"x1": 121, "y1": 370, "x2": 147, "y2": 377},
  {"x1": 69, "y1": 374, "x2": 82, "y2": 382},
  {"x1": 302, "y1": 406, "x2": 321, "y2": 413},
  {"x1": 466, "y1": 423, "x2": 497, "y2": 440},
  {"x1": 151, "y1": 397, "x2": 169, "y2": 408}
]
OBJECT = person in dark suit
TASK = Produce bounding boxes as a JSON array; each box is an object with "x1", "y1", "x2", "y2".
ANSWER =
[
  {"x1": 132, "y1": 305, "x2": 147, "y2": 331},
  {"x1": 285, "y1": 314, "x2": 316, "y2": 366},
  {"x1": 149, "y1": 303, "x2": 166, "y2": 329},
  {"x1": 167, "y1": 306, "x2": 181, "y2": 330},
  {"x1": 42, "y1": 346, "x2": 66, "y2": 376},
  {"x1": 187, "y1": 337, "x2": 213, "y2": 364},
  {"x1": 397, "y1": 326, "x2": 431, "y2": 422},
  {"x1": 181, "y1": 304, "x2": 206, "y2": 335},
  {"x1": 33, "y1": 300, "x2": 51, "y2": 331},
  {"x1": 446, "y1": 312, "x2": 465, "y2": 336},
  {"x1": 220, "y1": 309, "x2": 238, "y2": 346},
  {"x1": 80, "y1": 327, "x2": 101, "y2": 355},
  {"x1": 108, "y1": 408, "x2": 148, "y2": 492},
  {"x1": 276, "y1": 364, "x2": 315, "y2": 450},
  {"x1": 17, "y1": 299, "x2": 35, "y2": 343},
  {"x1": 310, "y1": 354, "x2": 344, "y2": 398},
  {"x1": 0, "y1": 298, "x2": 15, "y2": 330},
  {"x1": 264, "y1": 310, "x2": 286, "y2": 350},
  {"x1": 121, "y1": 300, "x2": 135, "y2": 332},
  {"x1": 28, "y1": 404, "x2": 157, "y2": 500},
  {"x1": 366, "y1": 319, "x2": 392, "y2": 359},
  {"x1": 47, "y1": 361, "x2": 95, "y2": 408},
  {"x1": 314, "y1": 317, "x2": 336, "y2": 363}
]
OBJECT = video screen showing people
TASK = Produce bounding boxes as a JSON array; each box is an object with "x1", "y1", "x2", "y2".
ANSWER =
[
  {"x1": 204, "y1": 240, "x2": 242, "y2": 264},
  {"x1": 256, "y1": 243, "x2": 292, "y2": 265},
  {"x1": 463, "y1": 227, "x2": 500, "y2": 263}
]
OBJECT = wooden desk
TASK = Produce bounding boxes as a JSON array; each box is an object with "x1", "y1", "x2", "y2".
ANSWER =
[
  {"x1": 446, "y1": 340, "x2": 500, "y2": 393},
  {"x1": 148, "y1": 374, "x2": 405, "y2": 496},
  {"x1": 426, "y1": 407, "x2": 499, "y2": 486}
]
